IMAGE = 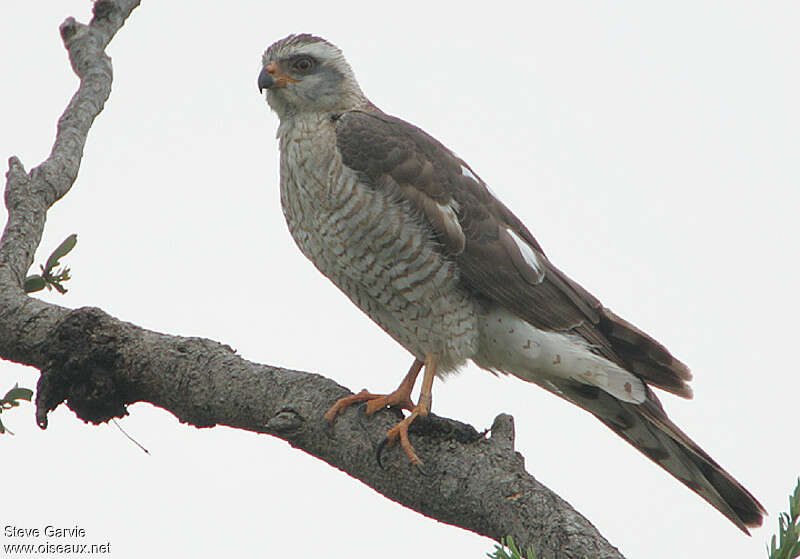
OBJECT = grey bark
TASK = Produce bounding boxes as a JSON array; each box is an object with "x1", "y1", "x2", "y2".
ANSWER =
[{"x1": 0, "y1": 3, "x2": 625, "y2": 558}]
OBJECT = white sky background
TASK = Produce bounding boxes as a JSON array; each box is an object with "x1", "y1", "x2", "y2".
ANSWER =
[{"x1": 2, "y1": 2, "x2": 798, "y2": 558}]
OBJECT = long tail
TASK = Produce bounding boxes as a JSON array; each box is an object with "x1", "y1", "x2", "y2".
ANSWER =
[
  {"x1": 546, "y1": 378, "x2": 766, "y2": 533},
  {"x1": 474, "y1": 306, "x2": 765, "y2": 530}
]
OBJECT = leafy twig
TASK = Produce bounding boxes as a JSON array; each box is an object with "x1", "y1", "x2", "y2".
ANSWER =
[
  {"x1": 24, "y1": 234, "x2": 77, "y2": 294},
  {"x1": 488, "y1": 536, "x2": 539, "y2": 559},
  {"x1": 0, "y1": 384, "x2": 34, "y2": 435},
  {"x1": 768, "y1": 478, "x2": 800, "y2": 559}
]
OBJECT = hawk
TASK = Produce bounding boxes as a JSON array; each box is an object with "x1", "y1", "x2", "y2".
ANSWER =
[{"x1": 258, "y1": 33, "x2": 765, "y2": 533}]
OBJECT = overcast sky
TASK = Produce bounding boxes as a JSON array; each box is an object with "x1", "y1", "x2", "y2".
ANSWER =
[{"x1": 2, "y1": 2, "x2": 799, "y2": 558}]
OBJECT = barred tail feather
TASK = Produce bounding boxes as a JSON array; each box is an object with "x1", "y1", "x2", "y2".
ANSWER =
[
  {"x1": 472, "y1": 306, "x2": 765, "y2": 530},
  {"x1": 546, "y1": 380, "x2": 766, "y2": 533}
]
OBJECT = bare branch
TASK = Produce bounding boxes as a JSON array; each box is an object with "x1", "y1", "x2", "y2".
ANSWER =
[
  {"x1": 0, "y1": 2, "x2": 625, "y2": 558},
  {"x1": 1, "y1": 0, "x2": 140, "y2": 288},
  {"x1": 34, "y1": 306, "x2": 623, "y2": 559}
]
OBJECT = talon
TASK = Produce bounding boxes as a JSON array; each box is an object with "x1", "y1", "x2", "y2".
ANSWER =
[
  {"x1": 323, "y1": 360, "x2": 423, "y2": 422},
  {"x1": 325, "y1": 354, "x2": 439, "y2": 469},
  {"x1": 355, "y1": 402, "x2": 372, "y2": 431},
  {"x1": 376, "y1": 418, "x2": 425, "y2": 467},
  {"x1": 385, "y1": 413, "x2": 424, "y2": 466},
  {"x1": 376, "y1": 437, "x2": 390, "y2": 469}
]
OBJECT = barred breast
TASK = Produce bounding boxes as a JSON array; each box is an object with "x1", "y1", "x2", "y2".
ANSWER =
[{"x1": 277, "y1": 115, "x2": 479, "y2": 373}]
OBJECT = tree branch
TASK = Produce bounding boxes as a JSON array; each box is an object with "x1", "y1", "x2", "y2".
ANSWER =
[{"x1": 0, "y1": 3, "x2": 624, "y2": 558}]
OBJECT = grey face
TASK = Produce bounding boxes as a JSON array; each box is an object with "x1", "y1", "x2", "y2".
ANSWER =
[{"x1": 259, "y1": 35, "x2": 360, "y2": 117}]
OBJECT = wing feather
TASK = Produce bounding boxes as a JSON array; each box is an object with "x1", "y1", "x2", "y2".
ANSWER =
[
  {"x1": 333, "y1": 108, "x2": 764, "y2": 530},
  {"x1": 334, "y1": 109, "x2": 690, "y2": 397}
]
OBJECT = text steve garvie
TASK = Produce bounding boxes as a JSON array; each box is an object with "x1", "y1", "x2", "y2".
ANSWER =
[{"x1": 4, "y1": 525, "x2": 86, "y2": 538}]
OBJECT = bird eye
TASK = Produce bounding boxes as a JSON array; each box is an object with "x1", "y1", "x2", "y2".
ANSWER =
[{"x1": 293, "y1": 57, "x2": 314, "y2": 72}]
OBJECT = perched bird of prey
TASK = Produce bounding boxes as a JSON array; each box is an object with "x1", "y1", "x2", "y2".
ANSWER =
[{"x1": 258, "y1": 33, "x2": 765, "y2": 533}]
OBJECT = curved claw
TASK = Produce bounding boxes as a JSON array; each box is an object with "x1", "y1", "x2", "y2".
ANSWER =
[
  {"x1": 376, "y1": 436, "x2": 430, "y2": 474},
  {"x1": 376, "y1": 436, "x2": 390, "y2": 469},
  {"x1": 353, "y1": 402, "x2": 376, "y2": 437}
]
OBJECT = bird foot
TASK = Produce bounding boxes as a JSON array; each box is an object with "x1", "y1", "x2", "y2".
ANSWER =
[
  {"x1": 324, "y1": 357, "x2": 431, "y2": 468},
  {"x1": 378, "y1": 409, "x2": 425, "y2": 467},
  {"x1": 324, "y1": 388, "x2": 414, "y2": 423}
]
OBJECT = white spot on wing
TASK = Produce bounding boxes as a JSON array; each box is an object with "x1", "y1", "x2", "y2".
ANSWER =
[
  {"x1": 460, "y1": 163, "x2": 501, "y2": 199},
  {"x1": 437, "y1": 200, "x2": 460, "y2": 216},
  {"x1": 435, "y1": 201, "x2": 465, "y2": 252},
  {"x1": 507, "y1": 228, "x2": 543, "y2": 278},
  {"x1": 438, "y1": 202, "x2": 459, "y2": 231},
  {"x1": 460, "y1": 164, "x2": 480, "y2": 183}
]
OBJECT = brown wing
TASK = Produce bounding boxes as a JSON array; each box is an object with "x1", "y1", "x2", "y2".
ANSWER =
[
  {"x1": 334, "y1": 109, "x2": 691, "y2": 397},
  {"x1": 335, "y1": 109, "x2": 765, "y2": 531}
]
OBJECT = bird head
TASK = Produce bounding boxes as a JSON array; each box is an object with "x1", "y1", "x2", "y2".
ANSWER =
[{"x1": 259, "y1": 34, "x2": 369, "y2": 118}]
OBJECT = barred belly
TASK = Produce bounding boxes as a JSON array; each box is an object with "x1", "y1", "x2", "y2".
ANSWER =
[{"x1": 277, "y1": 116, "x2": 478, "y2": 373}]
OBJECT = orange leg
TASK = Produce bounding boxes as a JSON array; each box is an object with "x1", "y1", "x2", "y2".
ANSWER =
[
  {"x1": 382, "y1": 352, "x2": 438, "y2": 466},
  {"x1": 323, "y1": 359, "x2": 423, "y2": 423}
]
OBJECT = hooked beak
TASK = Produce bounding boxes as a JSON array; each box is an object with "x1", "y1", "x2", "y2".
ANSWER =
[
  {"x1": 258, "y1": 61, "x2": 297, "y2": 92},
  {"x1": 258, "y1": 65, "x2": 274, "y2": 92}
]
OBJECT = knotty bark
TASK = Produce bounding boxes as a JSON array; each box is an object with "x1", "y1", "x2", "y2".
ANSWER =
[{"x1": 0, "y1": 3, "x2": 624, "y2": 558}]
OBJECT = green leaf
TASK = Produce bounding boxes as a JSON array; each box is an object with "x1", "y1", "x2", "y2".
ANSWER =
[
  {"x1": 26, "y1": 234, "x2": 77, "y2": 295},
  {"x1": 488, "y1": 536, "x2": 538, "y2": 559},
  {"x1": 3, "y1": 385, "x2": 33, "y2": 403},
  {"x1": 24, "y1": 275, "x2": 47, "y2": 293},
  {"x1": 790, "y1": 480, "x2": 800, "y2": 520},
  {"x1": 0, "y1": 384, "x2": 33, "y2": 436},
  {"x1": 44, "y1": 234, "x2": 77, "y2": 273},
  {"x1": 769, "y1": 478, "x2": 800, "y2": 559}
]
